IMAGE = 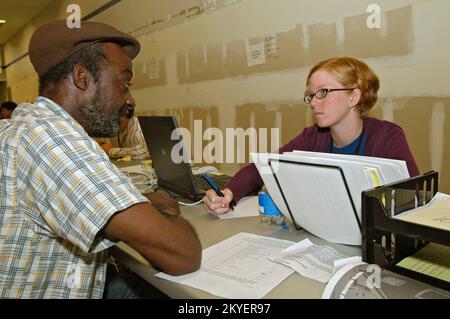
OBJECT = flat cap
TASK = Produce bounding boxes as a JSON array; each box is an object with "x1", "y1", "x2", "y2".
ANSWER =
[{"x1": 29, "y1": 20, "x2": 140, "y2": 77}]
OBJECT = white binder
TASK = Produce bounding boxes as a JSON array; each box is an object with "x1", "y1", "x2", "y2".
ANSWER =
[{"x1": 251, "y1": 152, "x2": 409, "y2": 246}]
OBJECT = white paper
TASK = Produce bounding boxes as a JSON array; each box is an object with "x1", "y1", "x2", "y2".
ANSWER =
[
  {"x1": 393, "y1": 192, "x2": 450, "y2": 231},
  {"x1": 147, "y1": 58, "x2": 160, "y2": 80},
  {"x1": 289, "y1": 150, "x2": 409, "y2": 185},
  {"x1": 393, "y1": 192, "x2": 450, "y2": 218},
  {"x1": 246, "y1": 42, "x2": 266, "y2": 67},
  {"x1": 268, "y1": 238, "x2": 361, "y2": 283},
  {"x1": 218, "y1": 196, "x2": 259, "y2": 219},
  {"x1": 275, "y1": 156, "x2": 364, "y2": 245},
  {"x1": 155, "y1": 232, "x2": 295, "y2": 299}
]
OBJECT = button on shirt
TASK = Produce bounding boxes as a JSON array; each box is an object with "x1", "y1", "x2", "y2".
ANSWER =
[{"x1": 0, "y1": 97, "x2": 148, "y2": 298}]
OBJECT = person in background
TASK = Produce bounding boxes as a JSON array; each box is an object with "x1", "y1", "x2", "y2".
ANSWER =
[
  {"x1": 98, "y1": 100, "x2": 150, "y2": 160},
  {"x1": 0, "y1": 20, "x2": 201, "y2": 299},
  {"x1": 203, "y1": 56, "x2": 419, "y2": 215},
  {"x1": 0, "y1": 101, "x2": 18, "y2": 119}
]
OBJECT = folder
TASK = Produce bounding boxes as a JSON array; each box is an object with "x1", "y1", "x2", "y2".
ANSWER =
[{"x1": 251, "y1": 152, "x2": 410, "y2": 246}]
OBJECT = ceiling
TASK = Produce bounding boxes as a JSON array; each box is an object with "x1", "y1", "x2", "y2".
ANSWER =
[{"x1": 0, "y1": 0, "x2": 54, "y2": 44}]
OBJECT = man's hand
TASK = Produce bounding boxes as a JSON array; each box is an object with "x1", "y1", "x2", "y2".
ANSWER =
[{"x1": 144, "y1": 192, "x2": 181, "y2": 217}]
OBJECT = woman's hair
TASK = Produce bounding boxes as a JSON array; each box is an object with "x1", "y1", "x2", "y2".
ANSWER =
[{"x1": 306, "y1": 57, "x2": 380, "y2": 114}]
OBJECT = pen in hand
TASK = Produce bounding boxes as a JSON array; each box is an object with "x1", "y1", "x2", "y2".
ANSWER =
[{"x1": 202, "y1": 174, "x2": 235, "y2": 211}]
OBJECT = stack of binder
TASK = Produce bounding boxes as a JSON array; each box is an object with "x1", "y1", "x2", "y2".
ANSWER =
[{"x1": 251, "y1": 151, "x2": 410, "y2": 246}]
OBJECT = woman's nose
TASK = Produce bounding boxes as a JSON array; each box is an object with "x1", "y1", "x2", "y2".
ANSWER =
[{"x1": 310, "y1": 97, "x2": 319, "y2": 108}]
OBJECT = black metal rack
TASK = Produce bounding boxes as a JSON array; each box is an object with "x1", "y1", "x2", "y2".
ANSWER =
[{"x1": 362, "y1": 171, "x2": 449, "y2": 291}]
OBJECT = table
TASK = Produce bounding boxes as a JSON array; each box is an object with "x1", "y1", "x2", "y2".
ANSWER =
[{"x1": 111, "y1": 201, "x2": 361, "y2": 299}]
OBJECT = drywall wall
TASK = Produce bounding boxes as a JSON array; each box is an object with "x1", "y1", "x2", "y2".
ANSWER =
[
  {"x1": 4, "y1": 0, "x2": 450, "y2": 192},
  {"x1": 0, "y1": 45, "x2": 5, "y2": 82},
  {"x1": 3, "y1": 0, "x2": 109, "y2": 101}
]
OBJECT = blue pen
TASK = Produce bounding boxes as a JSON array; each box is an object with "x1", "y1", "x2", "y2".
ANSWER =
[{"x1": 202, "y1": 174, "x2": 234, "y2": 211}]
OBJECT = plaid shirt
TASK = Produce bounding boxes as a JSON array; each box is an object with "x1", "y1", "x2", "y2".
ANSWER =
[
  {"x1": 0, "y1": 97, "x2": 148, "y2": 298},
  {"x1": 108, "y1": 116, "x2": 150, "y2": 160}
]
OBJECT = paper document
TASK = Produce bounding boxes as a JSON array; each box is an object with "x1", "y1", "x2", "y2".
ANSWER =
[
  {"x1": 397, "y1": 243, "x2": 450, "y2": 283},
  {"x1": 394, "y1": 192, "x2": 450, "y2": 231},
  {"x1": 289, "y1": 150, "x2": 409, "y2": 185},
  {"x1": 156, "y1": 232, "x2": 295, "y2": 299},
  {"x1": 218, "y1": 196, "x2": 259, "y2": 219},
  {"x1": 268, "y1": 238, "x2": 361, "y2": 283}
]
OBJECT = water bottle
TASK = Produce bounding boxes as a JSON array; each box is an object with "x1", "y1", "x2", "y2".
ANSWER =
[{"x1": 258, "y1": 192, "x2": 283, "y2": 225}]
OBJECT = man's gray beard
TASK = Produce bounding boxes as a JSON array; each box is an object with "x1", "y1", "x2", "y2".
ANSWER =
[{"x1": 80, "y1": 92, "x2": 120, "y2": 138}]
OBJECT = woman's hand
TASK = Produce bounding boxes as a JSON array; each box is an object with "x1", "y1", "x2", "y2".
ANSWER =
[{"x1": 202, "y1": 188, "x2": 234, "y2": 215}]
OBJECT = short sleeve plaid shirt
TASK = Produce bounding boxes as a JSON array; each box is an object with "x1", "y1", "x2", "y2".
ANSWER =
[
  {"x1": 108, "y1": 116, "x2": 150, "y2": 160},
  {"x1": 0, "y1": 97, "x2": 148, "y2": 298}
]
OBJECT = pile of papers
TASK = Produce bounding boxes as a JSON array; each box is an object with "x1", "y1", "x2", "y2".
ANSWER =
[
  {"x1": 156, "y1": 233, "x2": 361, "y2": 298},
  {"x1": 268, "y1": 238, "x2": 361, "y2": 283},
  {"x1": 156, "y1": 233, "x2": 295, "y2": 299}
]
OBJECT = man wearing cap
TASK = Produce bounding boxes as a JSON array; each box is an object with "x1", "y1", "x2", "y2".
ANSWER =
[{"x1": 0, "y1": 20, "x2": 201, "y2": 298}]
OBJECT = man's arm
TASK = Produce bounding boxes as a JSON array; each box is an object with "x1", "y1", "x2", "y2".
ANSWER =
[{"x1": 104, "y1": 202, "x2": 202, "y2": 276}]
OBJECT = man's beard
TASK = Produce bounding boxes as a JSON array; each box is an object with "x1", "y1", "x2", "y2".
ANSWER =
[{"x1": 80, "y1": 89, "x2": 122, "y2": 138}]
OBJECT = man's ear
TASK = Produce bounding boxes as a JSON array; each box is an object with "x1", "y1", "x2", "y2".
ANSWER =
[
  {"x1": 72, "y1": 63, "x2": 90, "y2": 90},
  {"x1": 349, "y1": 88, "x2": 362, "y2": 108}
]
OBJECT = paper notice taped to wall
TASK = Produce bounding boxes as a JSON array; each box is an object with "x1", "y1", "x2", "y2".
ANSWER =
[
  {"x1": 246, "y1": 42, "x2": 266, "y2": 67},
  {"x1": 147, "y1": 58, "x2": 160, "y2": 80}
]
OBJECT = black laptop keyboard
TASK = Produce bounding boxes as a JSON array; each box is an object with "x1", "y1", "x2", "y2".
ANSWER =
[{"x1": 193, "y1": 174, "x2": 230, "y2": 192}]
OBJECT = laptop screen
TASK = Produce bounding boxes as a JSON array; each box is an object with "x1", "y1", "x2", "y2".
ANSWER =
[{"x1": 138, "y1": 116, "x2": 202, "y2": 198}]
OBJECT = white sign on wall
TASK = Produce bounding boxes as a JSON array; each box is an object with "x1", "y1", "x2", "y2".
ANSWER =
[{"x1": 246, "y1": 42, "x2": 266, "y2": 67}]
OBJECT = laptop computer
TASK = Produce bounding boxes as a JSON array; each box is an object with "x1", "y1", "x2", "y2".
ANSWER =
[{"x1": 138, "y1": 116, "x2": 230, "y2": 201}]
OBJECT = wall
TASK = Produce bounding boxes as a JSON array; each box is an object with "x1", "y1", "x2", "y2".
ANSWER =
[
  {"x1": 4, "y1": 0, "x2": 450, "y2": 192},
  {"x1": 3, "y1": 0, "x2": 109, "y2": 102},
  {"x1": 0, "y1": 45, "x2": 6, "y2": 103},
  {"x1": 0, "y1": 44, "x2": 5, "y2": 82}
]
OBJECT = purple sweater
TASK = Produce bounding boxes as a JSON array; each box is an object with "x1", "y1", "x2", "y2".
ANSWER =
[{"x1": 227, "y1": 117, "x2": 420, "y2": 203}]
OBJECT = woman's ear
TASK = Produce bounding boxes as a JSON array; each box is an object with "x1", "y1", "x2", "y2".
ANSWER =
[
  {"x1": 72, "y1": 63, "x2": 90, "y2": 90},
  {"x1": 349, "y1": 88, "x2": 362, "y2": 107}
]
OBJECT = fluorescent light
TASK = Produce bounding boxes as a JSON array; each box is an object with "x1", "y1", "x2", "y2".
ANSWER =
[{"x1": 0, "y1": 20, "x2": 6, "y2": 24}]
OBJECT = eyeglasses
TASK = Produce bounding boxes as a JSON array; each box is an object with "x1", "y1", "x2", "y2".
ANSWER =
[
  {"x1": 119, "y1": 105, "x2": 134, "y2": 119},
  {"x1": 303, "y1": 88, "x2": 356, "y2": 104}
]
